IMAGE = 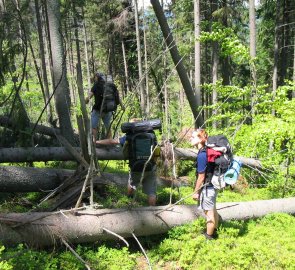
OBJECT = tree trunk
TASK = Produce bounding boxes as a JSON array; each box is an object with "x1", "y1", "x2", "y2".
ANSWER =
[
  {"x1": 151, "y1": 0, "x2": 204, "y2": 128},
  {"x1": 46, "y1": 0, "x2": 76, "y2": 145},
  {"x1": 81, "y1": 7, "x2": 91, "y2": 92},
  {"x1": 0, "y1": 166, "x2": 179, "y2": 192},
  {"x1": 212, "y1": 41, "x2": 219, "y2": 128},
  {"x1": 0, "y1": 146, "x2": 123, "y2": 163},
  {"x1": 142, "y1": 0, "x2": 150, "y2": 114},
  {"x1": 0, "y1": 115, "x2": 61, "y2": 137},
  {"x1": 0, "y1": 165, "x2": 129, "y2": 192},
  {"x1": 0, "y1": 166, "x2": 73, "y2": 192},
  {"x1": 0, "y1": 146, "x2": 262, "y2": 169},
  {"x1": 0, "y1": 198, "x2": 294, "y2": 247},
  {"x1": 133, "y1": 0, "x2": 146, "y2": 115},
  {"x1": 272, "y1": 0, "x2": 280, "y2": 116},
  {"x1": 121, "y1": 38, "x2": 130, "y2": 93},
  {"x1": 34, "y1": 0, "x2": 52, "y2": 122},
  {"x1": 73, "y1": 3, "x2": 90, "y2": 163},
  {"x1": 249, "y1": 0, "x2": 257, "y2": 114},
  {"x1": 194, "y1": 0, "x2": 201, "y2": 108}
]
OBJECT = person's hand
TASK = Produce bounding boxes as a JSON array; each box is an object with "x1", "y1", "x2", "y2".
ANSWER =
[{"x1": 192, "y1": 192, "x2": 200, "y2": 201}]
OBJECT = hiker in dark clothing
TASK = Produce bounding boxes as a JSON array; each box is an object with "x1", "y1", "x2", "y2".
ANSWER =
[
  {"x1": 96, "y1": 118, "x2": 160, "y2": 206},
  {"x1": 190, "y1": 128, "x2": 219, "y2": 240},
  {"x1": 85, "y1": 72, "x2": 124, "y2": 142}
]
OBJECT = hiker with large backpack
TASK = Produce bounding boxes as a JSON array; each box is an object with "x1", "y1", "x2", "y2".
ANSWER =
[
  {"x1": 190, "y1": 128, "x2": 232, "y2": 240},
  {"x1": 85, "y1": 72, "x2": 124, "y2": 142},
  {"x1": 120, "y1": 119, "x2": 161, "y2": 206}
]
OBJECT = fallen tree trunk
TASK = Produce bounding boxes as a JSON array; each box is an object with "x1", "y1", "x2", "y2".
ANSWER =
[
  {"x1": 0, "y1": 166, "x2": 73, "y2": 192},
  {"x1": 0, "y1": 146, "x2": 262, "y2": 169},
  {"x1": 0, "y1": 198, "x2": 294, "y2": 247},
  {"x1": 0, "y1": 146, "x2": 123, "y2": 163},
  {"x1": 0, "y1": 166, "x2": 181, "y2": 192},
  {"x1": 0, "y1": 166, "x2": 128, "y2": 192},
  {"x1": 0, "y1": 115, "x2": 61, "y2": 137}
]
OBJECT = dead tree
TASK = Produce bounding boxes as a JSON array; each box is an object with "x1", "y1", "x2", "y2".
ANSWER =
[{"x1": 0, "y1": 197, "x2": 294, "y2": 247}]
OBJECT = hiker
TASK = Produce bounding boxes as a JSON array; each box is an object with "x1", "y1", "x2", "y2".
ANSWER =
[
  {"x1": 190, "y1": 128, "x2": 219, "y2": 240},
  {"x1": 121, "y1": 119, "x2": 161, "y2": 206},
  {"x1": 97, "y1": 119, "x2": 161, "y2": 206},
  {"x1": 85, "y1": 72, "x2": 124, "y2": 142}
]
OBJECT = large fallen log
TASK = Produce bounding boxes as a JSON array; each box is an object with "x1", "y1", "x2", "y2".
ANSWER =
[
  {"x1": 0, "y1": 146, "x2": 262, "y2": 169},
  {"x1": 0, "y1": 166, "x2": 181, "y2": 192},
  {"x1": 0, "y1": 146, "x2": 123, "y2": 163},
  {"x1": 0, "y1": 166, "x2": 128, "y2": 192},
  {"x1": 0, "y1": 115, "x2": 61, "y2": 137},
  {"x1": 0, "y1": 198, "x2": 294, "y2": 247}
]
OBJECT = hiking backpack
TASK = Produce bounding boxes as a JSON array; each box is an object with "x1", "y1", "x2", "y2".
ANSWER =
[
  {"x1": 121, "y1": 120, "x2": 161, "y2": 172},
  {"x1": 205, "y1": 134, "x2": 233, "y2": 189},
  {"x1": 102, "y1": 82, "x2": 120, "y2": 113}
]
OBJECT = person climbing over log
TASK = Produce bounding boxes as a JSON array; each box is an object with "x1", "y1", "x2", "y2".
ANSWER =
[
  {"x1": 85, "y1": 72, "x2": 124, "y2": 142},
  {"x1": 96, "y1": 119, "x2": 161, "y2": 206}
]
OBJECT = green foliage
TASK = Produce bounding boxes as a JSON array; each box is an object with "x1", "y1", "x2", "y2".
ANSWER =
[
  {"x1": 200, "y1": 23, "x2": 250, "y2": 65},
  {"x1": 0, "y1": 246, "x2": 13, "y2": 270},
  {"x1": 150, "y1": 213, "x2": 295, "y2": 270},
  {"x1": 84, "y1": 245, "x2": 137, "y2": 270}
]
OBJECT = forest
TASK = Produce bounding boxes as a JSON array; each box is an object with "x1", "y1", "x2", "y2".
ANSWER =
[{"x1": 0, "y1": 0, "x2": 294, "y2": 269}]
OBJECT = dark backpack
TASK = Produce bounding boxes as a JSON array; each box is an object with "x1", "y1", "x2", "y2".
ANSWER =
[
  {"x1": 102, "y1": 82, "x2": 120, "y2": 113},
  {"x1": 205, "y1": 135, "x2": 233, "y2": 189},
  {"x1": 121, "y1": 120, "x2": 161, "y2": 172}
]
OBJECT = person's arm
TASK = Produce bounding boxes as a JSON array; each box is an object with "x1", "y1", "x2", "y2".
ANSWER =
[
  {"x1": 192, "y1": 150, "x2": 207, "y2": 200},
  {"x1": 192, "y1": 173, "x2": 205, "y2": 200}
]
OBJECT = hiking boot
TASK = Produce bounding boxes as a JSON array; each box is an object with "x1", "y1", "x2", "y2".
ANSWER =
[
  {"x1": 202, "y1": 229, "x2": 218, "y2": 240},
  {"x1": 203, "y1": 232, "x2": 217, "y2": 240}
]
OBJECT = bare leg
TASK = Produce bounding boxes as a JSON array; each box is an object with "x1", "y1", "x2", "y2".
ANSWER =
[
  {"x1": 205, "y1": 210, "x2": 216, "y2": 236},
  {"x1": 214, "y1": 208, "x2": 219, "y2": 229}
]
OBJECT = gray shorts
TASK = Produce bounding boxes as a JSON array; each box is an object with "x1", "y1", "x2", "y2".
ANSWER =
[
  {"x1": 129, "y1": 166, "x2": 157, "y2": 197},
  {"x1": 91, "y1": 110, "x2": 112, "y2": 130},
  {"x1": 199, "y1": 186, "x2": 218, "y2": 211}
]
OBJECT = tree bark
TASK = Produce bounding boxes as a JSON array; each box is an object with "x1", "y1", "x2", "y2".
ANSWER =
[
  {"x1": 0, "y1": 146, "x2": 262, "y2": 169},
  {"x1": 0, "y1": 115, "x2": 79, "y2": 140},
  {"x1": 194, "y1": 0, "x2": 201, "y2": 108},
  {"x1": 133, "y1": 0, "x2": 146, "y2": 115},
  {"x1": 249, "y1": 0, "x2": 257, "y2": 114},
  {"x1": 0, "y1": 198, "x2": 294, "y2": 247},
  {"x1": 34, "y1": 0, "x2": 52, "y2": 121},
  {"x1": 47, "y1": 0, "x2": 76, "y2": 145},
  {"x1": 151, "y1": 0, "x2": 204, "y2": 128},
  {"x1": 0, "y1": 165, "x2": 182, "y2": 192},
  {"x1": 0, "y1": 166, "x2": 73, "y2": 192}
]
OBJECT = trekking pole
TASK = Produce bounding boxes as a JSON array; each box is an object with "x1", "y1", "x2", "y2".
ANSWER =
[{"x1": 155, "y1": 183, "x2": 209, "y2": 215}]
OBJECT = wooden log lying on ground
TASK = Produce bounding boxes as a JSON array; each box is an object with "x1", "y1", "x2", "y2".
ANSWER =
[
  {"x1": 0, "y1": 166, "x2": 126, "y2": 192},
  {"x1": 0, "y1": 146, "x2": 262, "y2": 169},
  {"x1": 0, "y1": 197, "x2": 294, "y2": 247},
  {"x1": 0, "y1": 166, "x2": 182, "y2": 192},
  {"x1": 0, "y1": 115, "x2": 61, "y2": 137},
  {"x1": 0, "y1": 146, "x2": 123, "y2": 163}
]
